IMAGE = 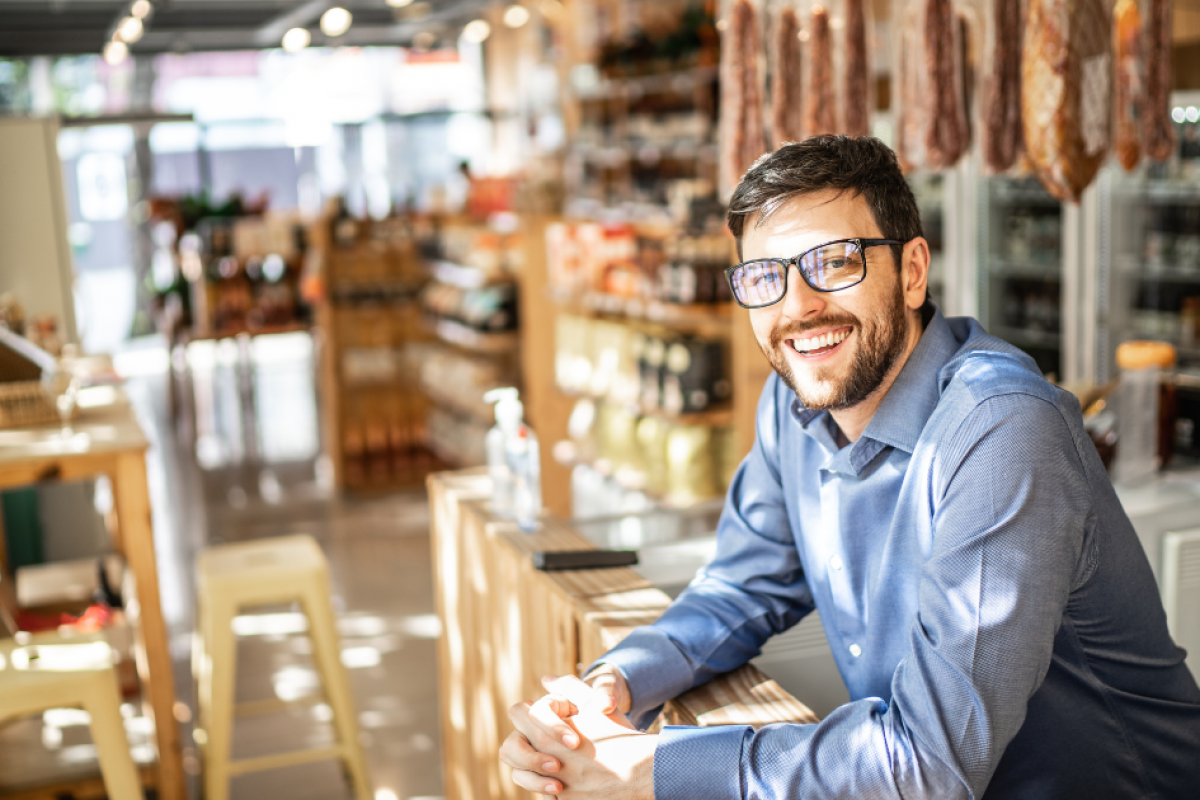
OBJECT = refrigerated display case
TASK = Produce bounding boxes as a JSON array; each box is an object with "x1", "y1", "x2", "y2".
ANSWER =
[
  {"x1": 908, "y1": 172, "x2": 947, "y2": 307},
  {"x1": 977, "y1": 174, "x2": 1065, "y2": 378}
]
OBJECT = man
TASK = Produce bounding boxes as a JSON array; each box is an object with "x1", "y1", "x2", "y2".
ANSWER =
[{"x1": 500, "y1": 136, "x2": 1200, "y2": 799}]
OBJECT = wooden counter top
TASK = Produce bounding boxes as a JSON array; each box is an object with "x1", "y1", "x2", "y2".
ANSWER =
[{"x1": 428, "y1": 469, "x2": 817, "y2": 800}]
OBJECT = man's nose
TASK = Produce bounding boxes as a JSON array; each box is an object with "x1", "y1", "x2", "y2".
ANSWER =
[{"x1": 779, "y1": 264, "x2": 826, "y2": 321}]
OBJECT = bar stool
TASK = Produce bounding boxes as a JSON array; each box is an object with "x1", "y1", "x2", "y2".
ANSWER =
[
  {"x1": 195, "y1": 534, "x2": 372, "y2": 800},
  {"x1": 0, "y1": 635, "x2": 144, "y2": 800}
]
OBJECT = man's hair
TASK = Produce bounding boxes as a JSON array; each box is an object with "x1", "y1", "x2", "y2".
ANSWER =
[{"x1": 726, "y1": 135, "x2": 924, "y2": 267}]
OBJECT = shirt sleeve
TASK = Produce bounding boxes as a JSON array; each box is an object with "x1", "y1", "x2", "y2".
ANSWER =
[
  {"x1": 592, "y1": 374, "x2": 816, "y2": 729},
  {"x1": 651, "y1": 390, "x2": 1096, "y2": 800}
]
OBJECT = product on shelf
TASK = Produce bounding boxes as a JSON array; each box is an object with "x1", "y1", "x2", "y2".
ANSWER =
[{"x1": 1021, "y1": 0, "x2": 1111, "y2": 202}]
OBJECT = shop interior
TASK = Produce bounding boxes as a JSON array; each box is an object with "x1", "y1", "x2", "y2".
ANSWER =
[{"x1": 1, "y1": 0, "x2": 1200, "y2": 798}]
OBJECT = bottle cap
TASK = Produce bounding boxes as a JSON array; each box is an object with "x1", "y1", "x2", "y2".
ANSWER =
[
  {"x1": 1116, "y1": 341, "x2": 1176, "y2": 370},
  {"x1": 484, "y1": 387, "x2": 523, "y2": 425}
]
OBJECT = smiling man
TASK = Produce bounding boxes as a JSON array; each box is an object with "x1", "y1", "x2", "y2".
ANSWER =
[{"x1": 500, "y1": 136, "x2": 1200, "y2": 799}]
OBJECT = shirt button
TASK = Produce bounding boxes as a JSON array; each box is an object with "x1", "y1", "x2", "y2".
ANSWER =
[
  {"x1": 829, "y1": 555, "x2": 844, "y2": 571},
  {"x1": 849, "y1": 643, "x2": 862, "y2": 658}
]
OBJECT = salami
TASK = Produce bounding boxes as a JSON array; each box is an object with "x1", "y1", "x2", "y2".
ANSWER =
[
  {"x1": 737, "y1": 0, "x2": 766, "y2": 173},
  {"x1": 772, "y1": 7, "x2": 804, "y2": 146},
  {"x1": 895, "y1": 0, "x2": 927, "y2": 171},
  {"x1": 806, "y1": 5, "x2": 838, "y2": 137},
  {"x1": 1022, "y1": 0, "x2": 1111, "y2": 203},
  {"x1": 842, "y1": 0, "x2": 870, "y2": 137},
  {"x1": 923, "y1": 0, "x2": 967, "y2": 168},
  {"x1": 982, "y1": 0, "x2": 1022, "y2": 173},
  {"x1": 1144, "y1": 0, "x2": 1174, "y2": 162},
  {"x1": 1114, "y1": 0, "x2": 1143, "y2": 171}
]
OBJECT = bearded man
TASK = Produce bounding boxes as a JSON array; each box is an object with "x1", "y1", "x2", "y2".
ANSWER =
[{"x1": 499, "y1": 136, "x2": 1200, "y2": 799}]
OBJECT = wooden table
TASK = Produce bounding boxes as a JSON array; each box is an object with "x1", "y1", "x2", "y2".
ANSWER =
[
  {"x1": 0, "y1": 390, "x2": 184, "y2": 800},
  {"x1": 428, "y1": 469, "x2": 818, "y2": 800}
]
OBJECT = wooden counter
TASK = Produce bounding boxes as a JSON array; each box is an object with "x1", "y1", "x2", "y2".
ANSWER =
[{"x1": 428, "y1": 469, "x2": 817, "y2": 800}]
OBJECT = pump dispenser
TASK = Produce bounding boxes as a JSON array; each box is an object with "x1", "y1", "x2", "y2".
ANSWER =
[{"x1": 484, "y1": 388, "x2": 522, "y2": 518}]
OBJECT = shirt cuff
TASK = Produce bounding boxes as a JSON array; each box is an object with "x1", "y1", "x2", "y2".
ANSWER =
[
  {"x1": 654, "y1": 725, "x2": 751, "y2": 800},
  {"x1": 586, "y1": 627, "x2": 697, "y2": 729}
]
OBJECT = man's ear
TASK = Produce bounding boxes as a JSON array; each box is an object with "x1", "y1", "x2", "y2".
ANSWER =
[{"x1": 901, "y1": 237, "x2": 931, "y2": 311}]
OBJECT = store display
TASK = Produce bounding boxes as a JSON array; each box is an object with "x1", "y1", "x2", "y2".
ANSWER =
[
  {"x1": 805, "y1": 4, "x2": 837, "y2": 138},
  {"x1": 1114, "y1": 0, "x2": 1143, "y2": 171},
  {"x1": 1114, "y1": 340, "x2": 1177, "y2": 483},
  {"x1": 981, "y1": 0, "x2": 1023, "y2": 173},
  {"x1": 1022, "y1": 0, "x2": 1111, "y2": 202},
  {"x1": 1144, "y1": 0, "x2": 1175, "y2": 161},
  {"x1": 484, "y1": 387, "x2": 523, "y2": 518},
  {"x1": 842, "y1": 0, "x2": 870, "y2": 137},
  {"x1": 770, "y1": 6, "x2": 803, "y2": 147}
]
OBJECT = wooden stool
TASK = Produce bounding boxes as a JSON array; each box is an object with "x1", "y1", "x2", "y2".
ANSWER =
[
  {"x1": 0, "y1": 636, "x2": 145, "y2": 800},
  {"x1": 195, "y1": 535, "x2": 372, "y2": 800}
]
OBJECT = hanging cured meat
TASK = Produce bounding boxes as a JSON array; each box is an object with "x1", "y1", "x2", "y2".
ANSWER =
[
  {"x1": 1022, "y1": 0, "x2": 1112, "y2": 203},
  {"x1": 1114, "y1": 0, "x2": 1143, "y2": 171},
  {"x1": 806, "y1": 5, "x2": 838, "y2": 137},
  {"x1": 1144, "y1": 0, "x2": 1174, "y2": 161},
  {"x1": 923, "y1": 0, "x2": 968, "y2": 168},
  {"x1": 772, "y1": 7, "x2": 804, "y2": 146},
  {"x1": 982, "y1": 0, "x2": 1022, "y2": 173},
  {"x1": 721, "y1": 0, "x2": 766, "y2": 196},
  {"x1": 842, "y1": 0, "x2": 870, "y2": 137},
  {"x1": 895, "y1": 0, "x2": 928, "y2": 171}
]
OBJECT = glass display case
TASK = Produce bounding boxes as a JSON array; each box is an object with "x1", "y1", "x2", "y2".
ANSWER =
[{"x1": 977, "y1": 175, "x2": 1065, "y2": 378}]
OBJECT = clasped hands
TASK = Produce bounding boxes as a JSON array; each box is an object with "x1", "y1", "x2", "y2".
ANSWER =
[{"x1": 500, "y1": 665, "x2": 656, "y2": 799}]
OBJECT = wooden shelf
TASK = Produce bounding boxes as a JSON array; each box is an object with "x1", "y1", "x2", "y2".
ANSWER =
[
  {"x1": 429, "y1": 318, "x2": 519, "y2": 353},
  {"x1": 549, "y1": 288, "x2": 733, "y2": 335},
  {"x1": 558, "y1": 388, "x2": 733, "y2": 428},
  {"x1": 575, "y1": 65, "x2": 719, "y2": 102},
  {"x1": 550, "y1": 443, "x2": 720, "y2": 509},
  {"x1": 420, "y1": 379, "x2": 495, "y2": 425},
  {"x1": 427, "y1": 259, "x2": 516, "y2": 290}
]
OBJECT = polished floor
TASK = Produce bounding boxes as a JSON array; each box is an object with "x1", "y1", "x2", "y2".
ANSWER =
[{"x1": 1, "y1": 332, "x2": 444, "y2": 800}]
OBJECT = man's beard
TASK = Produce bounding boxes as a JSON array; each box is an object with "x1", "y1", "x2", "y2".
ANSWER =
[{"x1": 762, "y1": 283, "x2": 910, "y2": 412}]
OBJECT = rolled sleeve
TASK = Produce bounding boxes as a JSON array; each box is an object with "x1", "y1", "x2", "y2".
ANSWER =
[{"x1": 654, "y1": 725, "x2": 750, "y2": 800}]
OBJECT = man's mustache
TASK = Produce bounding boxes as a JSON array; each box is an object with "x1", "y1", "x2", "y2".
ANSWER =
[{"x1": 769, "y1": 314, "x2": 860, "y2": 345}]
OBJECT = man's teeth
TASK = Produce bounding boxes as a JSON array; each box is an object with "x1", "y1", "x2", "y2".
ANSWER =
[{"x1": 791, "y1": 329, "x2": 850, "y2": 353}]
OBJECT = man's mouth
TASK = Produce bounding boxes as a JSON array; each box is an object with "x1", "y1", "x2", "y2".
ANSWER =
[{"x1": 787, "y1": 326, "x2": 852, "y2": 357}]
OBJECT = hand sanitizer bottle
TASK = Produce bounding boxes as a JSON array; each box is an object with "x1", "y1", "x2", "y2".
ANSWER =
[
  {"x1": 510, "y1": 423, "x2": 542, "y2": 532},
  {"x1": 484, "y1": 388, "x2": 522, "y2": 518}
]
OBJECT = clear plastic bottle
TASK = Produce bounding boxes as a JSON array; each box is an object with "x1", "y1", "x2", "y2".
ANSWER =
[
  {"x1": 483, "y1": 388, "x2": 522, "y2": 518},
  {"x1": 509, "y1": 424, "x2": 542, "y2": 532}
]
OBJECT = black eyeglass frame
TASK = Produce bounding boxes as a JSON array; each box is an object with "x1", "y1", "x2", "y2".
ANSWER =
[{"x1": 724, "y1": 237, "x2": 906, "y2": 309}]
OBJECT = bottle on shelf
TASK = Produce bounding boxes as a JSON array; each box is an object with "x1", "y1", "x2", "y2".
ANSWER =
[{"x1": 484, "y1": 387, "x2": 522, "y2": 518}]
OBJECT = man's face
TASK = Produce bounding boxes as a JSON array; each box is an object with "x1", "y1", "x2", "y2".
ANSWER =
[{"x1": 740, "y1": 190, "x2": 919, "y2": 411}]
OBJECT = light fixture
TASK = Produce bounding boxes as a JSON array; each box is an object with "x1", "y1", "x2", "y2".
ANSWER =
[
  {"x1": 503, "y1": 4, "x2": 530, "y2": 27},
  {"x1": 130, "y1": 0, "x2": 152, "y2": 19},
  {"x1": 412, "y1": 30, "x2": 436, "y2": 50},
  {"x1": 461, "y1": 19, "x2": 491, "y2": 43},
  {"x1": 385, "y1": 0, "x2": 413, "y2": 7},
  {"x1": 103, "y1": 40, "x2": 129, "y2": 65},
  {"x1": 117, "y1": 16, "x2": 144, "y2": 42},
  {"x1": 320, "y1": 6, "x2": 352, "y2": 37},
  {"x1": 1172, "y1": 107, "x2": 1186, "y2": 124},
  {"x1": 282, "y1": 27, "x2": 311, "y2": 52},
  {"x1": 1188, "y1": 107, "x2": 1200, "y2": 124}
]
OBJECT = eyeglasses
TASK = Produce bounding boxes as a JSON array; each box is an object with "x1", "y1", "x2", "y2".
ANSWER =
[{"x1": 724, "y1": 238, "x2": 904, "y2": 309}]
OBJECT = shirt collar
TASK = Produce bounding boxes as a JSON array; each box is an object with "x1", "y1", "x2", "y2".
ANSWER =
[{"x1": 791, "y1": 303, "x2": 961, "y2": 475}]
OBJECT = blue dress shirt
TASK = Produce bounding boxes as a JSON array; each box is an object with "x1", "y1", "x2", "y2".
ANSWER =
[{"x1": 595, "y1": 308, "x2": 1200, "y2": 799}]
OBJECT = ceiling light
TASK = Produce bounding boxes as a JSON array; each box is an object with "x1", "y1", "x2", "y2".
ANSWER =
[
  {"x1": 282, "y1": 27, "x2": 311, "y2": 52},
  {"x1": 461, "y1": 19, "x2": 491, "y2": 43},
  {"x1": 130, "y1": 0, "x2": 152, "y2": 19},
  {"x1": 117, "y1": 16, "x2": 144, "y2": 43},
  {"x1": 503, "y1": 4, "x2": 530, "y2": 27},
  {"x1": 103, "y1": 40, "x2": 129, "y2": 65},
  {"x1": 320, "y1": 7, "x2": 352, "y2": 37},
  {"x1": 385, "y1": 0, "x2": 414, "y2": 6}
]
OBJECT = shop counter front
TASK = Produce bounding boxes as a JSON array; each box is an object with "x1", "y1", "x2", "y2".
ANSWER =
[{"x1": 428, "y1": 469, "x2": 818, "y2": 800}]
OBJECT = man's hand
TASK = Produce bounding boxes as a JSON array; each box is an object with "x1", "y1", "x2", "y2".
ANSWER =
[
  {"x1": 580, "y1": 664, "x2": 632, "y2": 716},
  {"x1": 502, "y1": 690, "x2": 655, "y2": 799}
]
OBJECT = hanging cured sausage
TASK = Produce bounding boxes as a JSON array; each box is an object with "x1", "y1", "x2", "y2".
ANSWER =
[
  {"x1": 1022, "y1": 0, "x2": 1112, "y2": 203},
  {"x1": 1114, "y1": 0, "x2": 1143, "y2": 171},
  {"x1": 806, "y1": 5, "x2": 838, "y2": 137},
  {"x1": 923, "y1": 0, "x2": 968, "y2": 168},
  {"x1": 1144, "y1": 0, "x2": 1174, "y2": 161},
  {"x1": 772, "y1": 7, "x2": 804, "y2": 146},
  {"x1": 720, "y1": 0, "x2": 766, "y2": 196},
  {"x1": 982, "y1": 0, "x2": 1022, "y2": 173},
  {"x1": 842, "y1": 0, "x2": 870, "y2": 137}
]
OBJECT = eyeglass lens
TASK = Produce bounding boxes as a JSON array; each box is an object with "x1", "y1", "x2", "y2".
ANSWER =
[{"x1": 729, "y1": 241, "x2": 865, "y2": 306}]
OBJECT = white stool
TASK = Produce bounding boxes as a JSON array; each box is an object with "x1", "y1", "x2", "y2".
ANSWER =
[
  {"x1": 195, "y1": 535, "x2": 372, "y2": 800},
  {"x1": 0, "y1": 635, "x2": 145, "y2": 800}
]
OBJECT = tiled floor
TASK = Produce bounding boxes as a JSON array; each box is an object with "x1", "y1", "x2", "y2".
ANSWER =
[{"x1": 1, "y1": 332, "x2": 444, "y2": 800}]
